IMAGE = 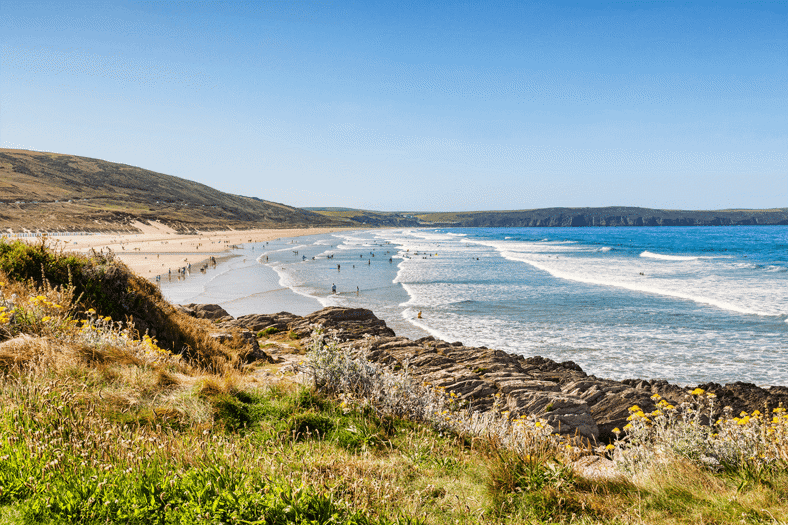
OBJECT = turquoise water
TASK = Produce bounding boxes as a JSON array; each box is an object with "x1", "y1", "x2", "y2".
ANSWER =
[{"x1": 162, "y1": 226, "x2": 787, "y2": 386}]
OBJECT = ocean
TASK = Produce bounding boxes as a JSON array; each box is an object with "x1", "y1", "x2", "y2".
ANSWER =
[{"x1": 161, "y1": 226, "x2": 787, "y2": 387}]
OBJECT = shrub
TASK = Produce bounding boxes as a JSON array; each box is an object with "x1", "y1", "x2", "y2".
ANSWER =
[{"x1": 610, "y1": 391, "x2": 788, "y2": 475}]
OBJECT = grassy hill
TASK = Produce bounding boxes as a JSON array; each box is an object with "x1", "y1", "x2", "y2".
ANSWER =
[{"x1": 0, "y1": 149, "x2": 342, "y2": 233}]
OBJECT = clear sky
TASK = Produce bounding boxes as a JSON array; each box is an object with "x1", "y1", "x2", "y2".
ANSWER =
[{"x1": 1, "y1": 1, "x2": 786, "y2": 211}]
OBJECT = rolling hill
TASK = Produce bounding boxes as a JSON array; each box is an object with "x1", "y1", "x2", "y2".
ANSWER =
[{"x1": 0, "y1": 149, "x2": 341, "y2": 233}]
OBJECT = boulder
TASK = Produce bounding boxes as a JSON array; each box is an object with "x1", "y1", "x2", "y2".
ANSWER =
[
  {"x1": 230, "y1": 312, "x2": 300, "y2": 333},
  {"x1": 289, "y1": 307, "x2": 396, "y2": 340},
  {"x1": 184, "y1": 303, "x2": 233, "y2": 321}
]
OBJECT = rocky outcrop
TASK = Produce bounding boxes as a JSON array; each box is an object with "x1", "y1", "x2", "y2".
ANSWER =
[
  {"x1": 230, "y1": 312, "x2": 301, "y2": 333},
  {"x1": 184, "y1": 304, "x2": 788, "y2": 443},
  {"x1": 183, "y1": 303, "x2": 233, "y2": 321},
  {"x1": 301, "y1": 309, "x2": 787, "y2": 443},
  {"x1": 289, "y1": 307, "x2": 396, "y2": 340}
]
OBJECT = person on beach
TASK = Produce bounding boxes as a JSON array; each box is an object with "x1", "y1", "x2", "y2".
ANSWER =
[
  {"x1": 332, "y1": 283, "x2": 336, "y2": 294},
  {"x1": 337, "y1": 264, "x2": 340, "y2": 271},
  {"x1": 356, "y1": 286, "x2": 359, "y2": 295}
]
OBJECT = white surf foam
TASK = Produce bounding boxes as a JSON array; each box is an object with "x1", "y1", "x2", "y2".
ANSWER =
[
  {"x1": 640, "y1": 250, "x2": 699, "y2": 261},
  {"x1": 269, "y1": 263, "x2": 338, "y2": 307},
  {"x1": 401, "y1": 307, "x2": 454, "y2": 342},
  {"x1": 499, "y1": 250, "x2": 782, "y2": 318}
]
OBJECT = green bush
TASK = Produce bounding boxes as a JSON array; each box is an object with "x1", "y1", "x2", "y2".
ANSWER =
[{"x1": 288, "y1": 411, "x2": 335, "y2": 440}]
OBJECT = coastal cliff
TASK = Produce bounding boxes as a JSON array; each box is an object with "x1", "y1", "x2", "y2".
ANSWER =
[{"x1": 414, "y1": 206, "x2": 788, "y2": 228}]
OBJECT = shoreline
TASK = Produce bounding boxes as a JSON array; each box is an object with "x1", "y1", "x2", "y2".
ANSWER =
[{"x1": 42, "y1": 221, "x2": 362, "y2": 280}]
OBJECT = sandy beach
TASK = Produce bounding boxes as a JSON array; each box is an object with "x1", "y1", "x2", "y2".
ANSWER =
[{"x1": 44, "y1": 221, "x2": 352, "y2": 279}]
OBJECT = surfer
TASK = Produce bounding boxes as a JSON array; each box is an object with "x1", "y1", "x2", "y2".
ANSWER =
[{"x1": 417, "y1": 311, "x2": 422, "y2": 319}]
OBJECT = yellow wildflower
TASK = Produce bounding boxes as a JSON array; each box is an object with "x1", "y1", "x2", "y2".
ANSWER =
[
  {"x1": 690, "y1": 388, "x2": 705, "y2": 396},
  {"x1": 612, "y1": 427, "x2": 621, "y2": 434},
  {"x1": 606, "y1": 444, "x2": 615, "y2": 450}
]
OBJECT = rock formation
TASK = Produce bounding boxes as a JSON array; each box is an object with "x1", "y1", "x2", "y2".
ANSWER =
[{"x1": 187, "y1": 304, "x2": 788, "y2": 443}]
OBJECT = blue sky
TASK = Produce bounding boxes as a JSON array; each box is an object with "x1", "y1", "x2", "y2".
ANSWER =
[{"x1": 1, "y1": 1, "x2": 786, "y2": 211}]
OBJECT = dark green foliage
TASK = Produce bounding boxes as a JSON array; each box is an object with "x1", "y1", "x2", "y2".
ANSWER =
[
  {"x1": 203, "y1": 387, "x2": 392, "y2": 453},
  {"x1": 213, "y1": 392, "x2": 260, "y2": 431},
  {"x1": 0, "y1": 238, "x2": 86, "y2": 286},
  {"x1": 289, "y1": 411, "x2": 335, "y2": 439}
]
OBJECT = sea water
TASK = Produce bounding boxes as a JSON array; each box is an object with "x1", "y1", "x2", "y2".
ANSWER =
[{"x1": 161, "y1": 226, "x2": 787, "y2": 387}]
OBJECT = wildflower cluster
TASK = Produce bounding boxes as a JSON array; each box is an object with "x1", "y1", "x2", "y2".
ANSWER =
[
  {"x1": 301, "y1": 329, "x2": 554, "y2": 458},
  {"x1": 0, "y1": 285, "x2": 69, "y2": 334},
  {"x1": 0, "y1": 281, "x2": 10, "y2": 324},
  {"x1": 610, "y1": 390, "x2": 788, "y2": 473},
  {"x1": 66, "y1": 313, "x2": 180, "y2": 367}
]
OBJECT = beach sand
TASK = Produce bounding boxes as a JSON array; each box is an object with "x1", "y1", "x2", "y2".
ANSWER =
[{"x1": 47, "y1": 221, "x2": 352, "y2": 279}]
